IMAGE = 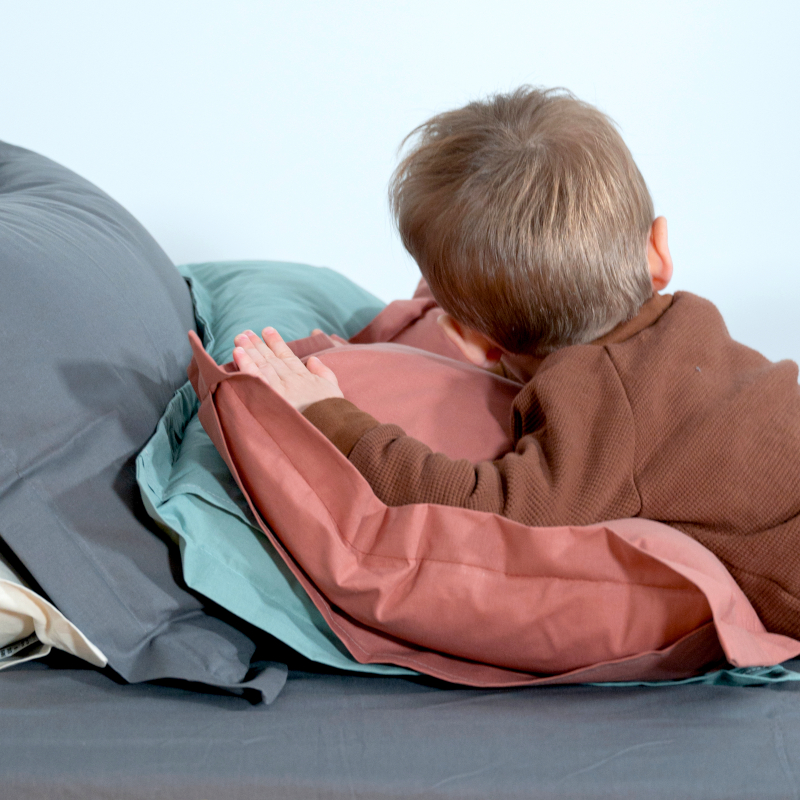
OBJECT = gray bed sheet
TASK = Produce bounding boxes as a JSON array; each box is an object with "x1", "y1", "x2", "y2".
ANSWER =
[{"x1": 3, "y1": 659, "x2": 800, "y2": 800}]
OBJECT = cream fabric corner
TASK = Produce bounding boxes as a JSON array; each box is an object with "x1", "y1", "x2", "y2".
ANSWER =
[{"x1": 0, "y1": 556, "x2": 107, "y2": 670}]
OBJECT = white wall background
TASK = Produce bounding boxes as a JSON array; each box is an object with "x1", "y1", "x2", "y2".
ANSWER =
[{"x1": 3, "y1": 0, "x2": 799, "y2": 362}]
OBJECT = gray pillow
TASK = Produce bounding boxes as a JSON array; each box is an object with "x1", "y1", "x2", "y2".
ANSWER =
[{"x1": 0, "y1": 142, "x2": 285, "y2": 700}]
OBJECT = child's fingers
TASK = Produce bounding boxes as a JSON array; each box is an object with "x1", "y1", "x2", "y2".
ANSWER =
[
  {"x1": 233, "y1": 344, "x2": 281, "y2": 386},
  {"x1": 233, "y1": 333, "x2": 273, "y2": 376},
  {"x1": 235, "y1": 331, "x2": 275, "y2": 368},
  {"x1": 261, "y1": 327, "x2": 309, "y2": 375},
  {"x1": 232, "y1": 345, "x2": 260, "y2": 375},
  {"x1": 306, "y1": 356, "x2": 340, "y2": 387},
  {"x1": 234, "y1": 330, "x2": 298, "y2": 382}
]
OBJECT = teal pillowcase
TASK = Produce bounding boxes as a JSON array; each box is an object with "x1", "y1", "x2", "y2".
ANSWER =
[{"x1": 136, "y1": 260, "x2": 414, "y2": 675}]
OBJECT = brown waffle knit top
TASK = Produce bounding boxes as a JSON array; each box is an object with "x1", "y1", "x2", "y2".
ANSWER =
[{"x1": 303, "y1": 292, "x2": 800, "y2": 639}]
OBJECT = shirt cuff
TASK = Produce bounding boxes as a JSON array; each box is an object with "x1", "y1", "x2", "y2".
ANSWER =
[{"x1": 302, "y1": 398, "x2": 382, "y2": 457}]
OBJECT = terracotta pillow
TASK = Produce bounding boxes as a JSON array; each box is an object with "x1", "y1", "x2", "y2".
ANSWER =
[{"x1": 188, "y1": 332, "x2": 800, "y2": 686}]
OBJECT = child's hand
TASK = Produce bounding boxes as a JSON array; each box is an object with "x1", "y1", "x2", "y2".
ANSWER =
[{"x1": 232, "y1": 328, "x2": 344, "y2": 412}]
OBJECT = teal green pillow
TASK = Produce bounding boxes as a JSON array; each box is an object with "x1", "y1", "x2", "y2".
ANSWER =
[{"x1": 136, "y1": 260, "x2": 414, "y2": 675}]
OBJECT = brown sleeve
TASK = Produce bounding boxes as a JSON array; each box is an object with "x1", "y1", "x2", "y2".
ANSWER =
[
  {"x1": 306, "y1": 348, "x2": 642, "y2": 527},
  {"x1": 302, "y1": 398, "x2": 383, "y2": 457}
]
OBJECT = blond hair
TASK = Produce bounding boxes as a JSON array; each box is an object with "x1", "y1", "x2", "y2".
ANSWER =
[{"x1": 389, "y1": 87, "x2": 655, "y2": 355}]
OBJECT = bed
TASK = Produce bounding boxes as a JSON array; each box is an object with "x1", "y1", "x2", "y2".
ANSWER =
[
  {"x1": 2, "y1": 139, "x2": 800, "y2": 799},
  {"x1": 4, "y1": 655, "x2": 800, "y2": 799}
]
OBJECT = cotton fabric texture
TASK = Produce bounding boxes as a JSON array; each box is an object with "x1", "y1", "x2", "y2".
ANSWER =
[
  {"x1": 2, "y1": 663, "x2": 800, "y2": 799},
  {"x1": 188, "y1": 330, "x2": 800, "y2": 685},
  {"x1": 0, "y1": 142, "x2": 284, "y2": 700},
  {"x1": 0, "y1": 553, "x2": 106, "y2": 670}
]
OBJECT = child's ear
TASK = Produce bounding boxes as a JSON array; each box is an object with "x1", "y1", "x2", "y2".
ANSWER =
[
  {"x1": 648, "y1": 216, "x2": 673, "y2": 291},
  {"x1": 437, "y1": 314, "x2": 504, "y2": 369}
]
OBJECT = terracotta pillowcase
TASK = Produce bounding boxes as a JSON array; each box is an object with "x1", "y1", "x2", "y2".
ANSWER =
[{"x1": 188, "y1": 325, "x2": 800, "y2": 686}]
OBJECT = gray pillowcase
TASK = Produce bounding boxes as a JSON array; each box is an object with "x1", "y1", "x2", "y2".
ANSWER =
[{"x1": 0, "y1": 142, "x2": 285, "y2": 701}]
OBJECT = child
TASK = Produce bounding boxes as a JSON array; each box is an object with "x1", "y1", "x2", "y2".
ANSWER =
[{"x1": 231, "y1": 87, "x2": 800, "y2": 640}]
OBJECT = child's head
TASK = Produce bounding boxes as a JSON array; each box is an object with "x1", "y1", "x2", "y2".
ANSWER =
[{"x1": 390, "y1": 87, "x2": 667, "y2": 358}]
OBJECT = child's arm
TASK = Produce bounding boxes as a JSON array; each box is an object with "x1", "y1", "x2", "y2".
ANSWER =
[
  {"x1": 231, "y1": 327, "x2": 639, "y2": 528},
  {"x1": 303, "y1": 348, "x2": 641, "y2": 528}
]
